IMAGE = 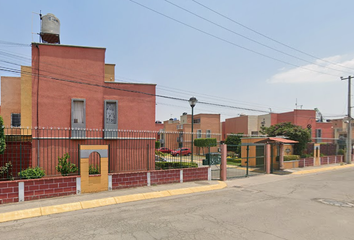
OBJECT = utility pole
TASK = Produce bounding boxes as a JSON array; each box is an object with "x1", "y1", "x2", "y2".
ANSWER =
[{"x1": 341, "y1": 76, "x2": 353, "y2": 164}]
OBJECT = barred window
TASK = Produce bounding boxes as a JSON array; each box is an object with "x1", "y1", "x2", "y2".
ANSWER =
[{"x1": 11, "y1": 113, "x2": 21, "y2": 127}]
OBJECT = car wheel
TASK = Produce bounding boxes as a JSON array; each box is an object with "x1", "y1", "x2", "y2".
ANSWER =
[
  {"x1": 187, "y1": 153, "x2": 191, "y2": 156},
  {"x1": 176, "y1": 153, "x2": 179, "y2": 157}
]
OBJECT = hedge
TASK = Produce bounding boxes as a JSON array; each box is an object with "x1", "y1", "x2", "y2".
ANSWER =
[
  {"x1": 276, "y1": 155, "x2": 300, "y2": 161},
  {"x1": 194, "y1": 138, "x2": 217, "y2": 147},
  {"x1": 155, "y1": 162, "x2": 198, "y2": 170}
]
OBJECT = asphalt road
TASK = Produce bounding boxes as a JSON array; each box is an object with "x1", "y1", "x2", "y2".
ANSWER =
[{"x1": 2, "y1": 167, "x2": 354, "y2": 240}]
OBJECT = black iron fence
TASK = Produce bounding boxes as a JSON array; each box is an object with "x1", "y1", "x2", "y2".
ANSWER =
[{"x1": 0, "y1": 128, "x2": 218, "y2": 180}]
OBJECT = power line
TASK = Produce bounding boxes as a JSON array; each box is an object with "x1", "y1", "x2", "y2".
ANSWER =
[
  {"x1": 127, "y1": 0, "x2": 340, "y2": 77},
  {"x1": 191, "y1": 0, "x2": 354, "y2": 73},
  {"x1": 0, "y1": 40, "x2": 30, "y2": 47},
  {"x1": 0, "y1": 65, "x2": 271, "y2": 114},
  {"x1": 164, "y1": 0, "x2": 352, "y2": 75},
  {"x1": 0, "y1": 46, "x2": 292, "y2": 112}
]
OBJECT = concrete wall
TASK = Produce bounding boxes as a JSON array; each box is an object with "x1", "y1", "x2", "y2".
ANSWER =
[{"x1": 1, "y1": 76, "x2": 21, "y2": 127}]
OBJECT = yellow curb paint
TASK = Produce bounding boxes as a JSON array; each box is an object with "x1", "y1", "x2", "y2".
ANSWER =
[
  {"x1": 143, "y1": 191, "x2": 171, "y2": 199},
  {"x1": 0, "y1": 181, "x2": 227, "y2": 223},
  {"x1": 293, "y1": 164, "x2": 354, "y2": 175},
  {"x1": 0, "y1": 208, "x2": 42, "y2": 223},
  {"x1": 41, "y1": 202, "x2": 82, "y2": 215},
  {"x1": 81, "y1": 197, "x2": 117, "y2": 209},
  {"x1": 189, "y1": 186, "x2": 212, "y2": 193},
  {"x1": 168, "y1": 188, "x2": 194, "y2": 196},
  {"x1": 114, "y1": 193, "x2": 145, "y2": 203}
]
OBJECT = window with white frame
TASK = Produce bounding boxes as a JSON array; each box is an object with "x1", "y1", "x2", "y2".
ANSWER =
[
  {"x1": 71, "y1": 99, "x2": 86, "y2": 138},
  {"x1": 206, "y1": 129, "x2": 211, "y2": 138},
  {"x1": 11, "y1": 113, "x2": 21, "y2": 127},
  {"x1": 197, "y1": 129, "x2": 202, "y2": 139}
]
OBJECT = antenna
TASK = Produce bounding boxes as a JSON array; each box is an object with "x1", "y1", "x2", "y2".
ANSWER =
[
  {"x1": 295, "y1": 98, "x2": 298, "y2": 109},
  {"x1": 31, "y1": 11, "x2": 41, "y2": 42}
]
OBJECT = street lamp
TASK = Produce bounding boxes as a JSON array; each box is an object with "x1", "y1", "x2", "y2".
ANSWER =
[{"x1": 189, "y1": 97, "x2": 198, "y2": 163}]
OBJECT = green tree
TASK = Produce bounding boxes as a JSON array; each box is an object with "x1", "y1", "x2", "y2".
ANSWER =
[
  {"x1": 194, "y1": 138, "x2": 217, "y2": 155},
  {"x1": 225, "y1": 134, "x2": 242, "y2": 156},
  {"x1": 0, "y1": 116, "x2": 6, "y2": 154},
  {"x1": 260, "y1": 122, "x2": 311, "y2": 155}
]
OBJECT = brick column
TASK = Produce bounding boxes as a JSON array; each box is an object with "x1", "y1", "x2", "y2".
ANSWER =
[
  {"x1": 265, "y1": 144, "x2": 271, "y2": 174},
  {"x1": 279, "y1": 144, "x2": 284, "y2": 170},
  {"x1": 220, "y1": 144, "x2": 227, "y2": 181}
]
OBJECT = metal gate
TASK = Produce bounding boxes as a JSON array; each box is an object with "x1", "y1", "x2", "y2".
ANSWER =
[{"x1": 211, "y1": 143, "x2": 266, "y2": 180}]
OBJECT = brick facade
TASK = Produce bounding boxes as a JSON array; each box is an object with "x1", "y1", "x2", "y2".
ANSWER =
[
  {"x1": 0, "y1": 167, "x2": 209, "y2": 205},
  {"x1": 151, "y1": 169, "x2": 180, "y2": 184},
  {"x1": 182, "y1": 167, "x2": 209, "y2": 182},
  {"x1": 111, "y1": 172, "x2": 147, "y2": 190},
  {"x1": 24, "y1": 176, "x2": 76, "y2": 201},
  {"x1": 0, "y1": 181, "x2": 19, "y2": 204}
]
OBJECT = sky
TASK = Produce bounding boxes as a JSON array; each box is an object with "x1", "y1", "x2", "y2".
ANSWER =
[{"x1": 1, "y1": 0, "x2": 354, "y2": 122}]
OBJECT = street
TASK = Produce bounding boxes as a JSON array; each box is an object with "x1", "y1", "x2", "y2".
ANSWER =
[{"x1": 1, "y1": 167, "x2": 354, "y2": 240}]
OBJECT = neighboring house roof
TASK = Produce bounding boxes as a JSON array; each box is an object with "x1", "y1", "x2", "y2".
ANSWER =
[{"x1": 255, "y1": 137, "x2": 298, "y2": 144}]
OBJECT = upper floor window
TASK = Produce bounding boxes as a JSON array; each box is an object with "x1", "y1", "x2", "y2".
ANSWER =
[
  {"x1": 193, "y1": 119, "x2": 200, "y2": 124},
  {"x1": 11, "y1": 113, "x2": 21, "y2": 127},
  {"x1": 104, "y1": 100, "x2": 118, "y2": 138},
  {"x1": 197, "y1": 129, "x2": 202, "y2": 139},
  {"x1": 206, "y1": 130, "x2": 211, "y2": 138},
  {"x1": 71, "y1": 99, "x2": 86, "y2": 138}
]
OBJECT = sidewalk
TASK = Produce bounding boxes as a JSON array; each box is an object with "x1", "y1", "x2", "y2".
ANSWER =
[
  {"x1": 0, "y1": 180, "x2": 226, "y2": 223},
  {"x1": 1, "y1": 163, "x2": 354, "y2": 223}
]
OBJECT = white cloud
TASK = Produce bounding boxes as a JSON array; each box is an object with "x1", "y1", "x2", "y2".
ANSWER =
[{"x1": 267, "y1": 55, "x2": 354, "y2": 84}]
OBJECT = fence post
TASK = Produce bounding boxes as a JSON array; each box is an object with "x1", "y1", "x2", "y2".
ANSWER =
[
  {"x1": 147, "y1": 144, "x2": 149, "y2": 171},
  {"x1": 220, "y1": 144, "x2": 227, "y2": 181}
]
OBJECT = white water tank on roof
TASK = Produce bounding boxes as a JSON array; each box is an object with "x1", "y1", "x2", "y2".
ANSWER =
[{"x1": 40, "y1": 13, "x2": 60, "y2": 44}]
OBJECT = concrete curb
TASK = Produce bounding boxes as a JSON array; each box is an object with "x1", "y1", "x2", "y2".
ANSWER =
[
  {"x1": 0, "y1": 181, "x2": 227, "y2": 223},
  {"x1": 292, "y1": 164, "x2": 354, "y2": 175}
]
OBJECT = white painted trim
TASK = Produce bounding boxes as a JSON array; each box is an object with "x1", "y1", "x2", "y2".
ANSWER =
[
  {"x1": 108, "y1": 175, "x2": 112, "y2": 191},
  {"x1": 76, "y1": 177, "x2": 81, "y2": 195},
  {"x1": 180, "y1": 170, "x2": 183, "y2": 183},
  {"x1": 18, "y1": 182, "x2": 24, "y2": 202},
  {"x1": 147, "y1": 172, "x2": 151, "y2": 186}
]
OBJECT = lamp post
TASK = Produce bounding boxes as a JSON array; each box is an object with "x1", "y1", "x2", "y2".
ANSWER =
[{"x1": 189, "y1": 97, "x2": 198, "y2": 163}]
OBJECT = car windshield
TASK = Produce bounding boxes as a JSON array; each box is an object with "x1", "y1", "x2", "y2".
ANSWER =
[{"x1": 175, "y1": 148, "x2": 181, "y2": 151}]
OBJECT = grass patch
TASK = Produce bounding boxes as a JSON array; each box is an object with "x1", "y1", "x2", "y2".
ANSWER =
[{"x1": 227, "y1": 158, "x2": 242, "y2": 166}]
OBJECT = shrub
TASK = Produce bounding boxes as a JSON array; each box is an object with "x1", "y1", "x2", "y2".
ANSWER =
[
  {"x1": 337, "y1": 149, "x2": 345, "y2": 155},
  {"x1": 227, "y1": 158, "x2": 241, "y2": 164},
  {"x1": 18, "y1": 166, "x2": 45, "y2": 179},
  {"x1": 276, "y1": 155, "x2": 300, "y2": 161},
  {"x1": 56, "y1": 153, "x2": 78, "y2": 176},
  {"x1": 155, "y1": 150, "x2": 168, "y2": 157},
  {"x1": 89, "y1": 164, "x2": 100, "y2": 175},
  {"x1": 155, "y1": 162, "x2": 198, "y2": 170},
  {"x1": 0, "y1": 116, "x2": 5, "y2": 154},
  {"x1": 155, "y1": 141, "x2": 161, "y2": 149},
  {"x1": 0, "y1": 161, "x2": 13, "y2": 180}
]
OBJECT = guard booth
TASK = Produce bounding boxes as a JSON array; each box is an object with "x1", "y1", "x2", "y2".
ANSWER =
[{"x1": 212, "y1": 137, "x2": 298, "y2": 180}]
